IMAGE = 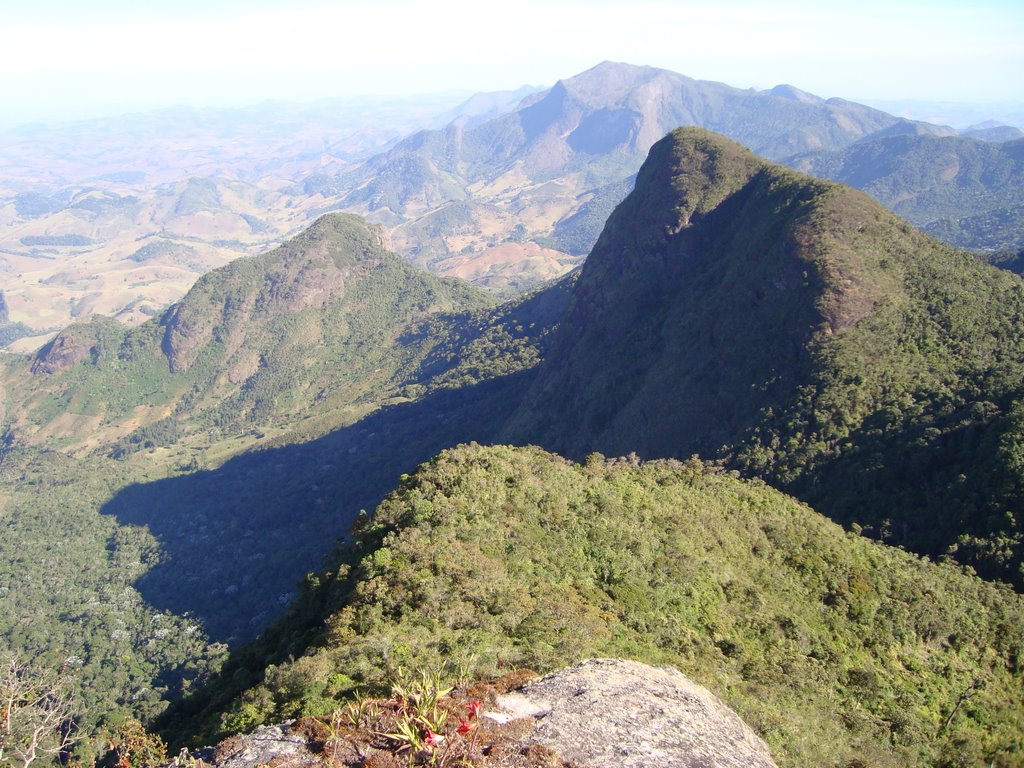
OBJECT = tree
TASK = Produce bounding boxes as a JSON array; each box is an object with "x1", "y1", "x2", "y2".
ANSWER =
[
  {"x1": 100, "y1": 719, "x2": 167, "y2": 768},
  {"x1": 0, "y1": 655, "x2": 79, "y2": 768}
]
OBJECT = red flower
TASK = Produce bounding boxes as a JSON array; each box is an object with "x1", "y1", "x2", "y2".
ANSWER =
[
  {"x1": 424, "y1": 728, "x2": 445, "y2": 748},
  {"x1": 456, "y1": 719, "x2": 477, "y2": 736},
  {"x1": 466, "y1": 700, "x2": 482, "y2": 720}
]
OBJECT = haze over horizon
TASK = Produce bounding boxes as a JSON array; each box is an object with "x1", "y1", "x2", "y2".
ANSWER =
[{"x1": 2, "y1": 0, "x2": 1022, "y2": 128}]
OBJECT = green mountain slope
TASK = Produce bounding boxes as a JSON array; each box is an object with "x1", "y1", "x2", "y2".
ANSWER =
[
  {"x1": 504, "y1": 127, "x2": 1024, "y2": 587},
  {"x1": 4, "y1": 213, "x2": 494, "y2": 450},
  {"x1": 789, "y1": 134, "x2": 1024, "y2": 251},
  {"x1": 164, "y1": 444, "x2": 1024, "y2": 768},
  {"x1": 0, "y1": 215, "x2": 568, "y2": 731}
]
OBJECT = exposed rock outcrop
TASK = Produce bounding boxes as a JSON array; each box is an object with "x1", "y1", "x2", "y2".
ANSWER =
[
  {"x1": 203, "y1": 724, "x2": 315, "y2": 768},
  {"x1": 30, "y1": 317, "x2": 116, "y2": 374},
  {"x1": 493, "y1": 659, "x2": 777, "y2": 768}
]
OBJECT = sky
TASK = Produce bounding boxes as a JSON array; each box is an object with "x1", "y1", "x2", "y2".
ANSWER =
[{"x1": 1, "y1": 0, "x2": 1022, "y2": 125}]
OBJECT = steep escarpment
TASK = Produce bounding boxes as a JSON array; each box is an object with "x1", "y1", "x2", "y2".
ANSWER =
[
  {"x1": 504, "y1": 127, "x2": 907, "y2": 458},
  {"x1": 504, "y1": 127, "x2": 1024, "y2": 586}
]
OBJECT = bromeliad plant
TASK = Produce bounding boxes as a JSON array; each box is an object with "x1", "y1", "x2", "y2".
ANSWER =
[
  {"x1": 299, "y1": 664, "x2": 517, "y2": 766},
  {"x1": 376, "y1": 667, "x2": 490, "y2": 767},
  {"x1": 390, "y1": 667, "x2": 452, "y2": 731},
  {"x1": 381, "y1": 668, "x2": 453, "y2": 766}
]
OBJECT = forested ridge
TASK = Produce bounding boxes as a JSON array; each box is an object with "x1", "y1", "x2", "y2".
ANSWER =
[
  {"x1": 160, "y1": 444, "x2": 1024, "y2": 768},
  {"x1": 506, "y1": 128, "x2": 1024, "y2": 588}
]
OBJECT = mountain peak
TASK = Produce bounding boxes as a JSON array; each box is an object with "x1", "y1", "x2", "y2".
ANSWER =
[
  {"x1": 768, "y1": 84, "x2": 823, "y2": 103},
  {"x1": 600, "y1": 127, "x2": 893, "y2": 331},
  {"x1": 559, "y1": 61, "x2": 673, "y2": 104},
  {"x1": 576, "y1": 60, "x2": 659, "y2": 79},
  {"x1": 576, "y1": 128, "x2": 769, "y2": 274},
  {"x1": 504, "y1": 127, "x2": 912, "y2": 457},
  {"x1": 285, "y1": 212, "x2": 391, "y2": 262},
  {"x1": 160, "y1": 213, "x2": 394, "y2": 372},
  {"x1": 637, "y1": 127, "x2": 768, "y2": 222}
]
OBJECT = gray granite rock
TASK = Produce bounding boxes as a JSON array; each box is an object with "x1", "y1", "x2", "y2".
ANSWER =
[
  {"x1": 200, "y1": 722, "x2": 315, "y2": 768},
  {"x1": 493, "y1": 658, "x2": 777, "y2": 768}
]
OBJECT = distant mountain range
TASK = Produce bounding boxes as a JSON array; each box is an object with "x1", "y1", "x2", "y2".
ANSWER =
[
  {"x1": 300, "y1": 62, "x2": 1024, "y2": 292},
  {"x1": 3, "y1": 62, "x2": 1022, "y2": 335},
  {"x1": 319, "y1": 61, "x2": 904, "y2": 288},
  {"x1": 858, "y1": 98, "x2": 1024, "y2": 133}
]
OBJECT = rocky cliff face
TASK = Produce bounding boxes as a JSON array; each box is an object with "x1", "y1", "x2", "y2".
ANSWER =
[
  {"x1": 31, "y1": 330, "x2": 97, "y2": 374},
  {"x1": 30, "y1": 316, "x2": 122, "y2": 375}
]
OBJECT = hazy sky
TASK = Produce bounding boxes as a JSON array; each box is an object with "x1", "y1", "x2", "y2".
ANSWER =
[{"x1": 2, "y1": 0, "x2": 1021, "y2": 123}]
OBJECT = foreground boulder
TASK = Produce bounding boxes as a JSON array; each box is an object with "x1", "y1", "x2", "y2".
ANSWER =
[{"x1": 494, "y1": 659, "x2": 778, "y2": 768}]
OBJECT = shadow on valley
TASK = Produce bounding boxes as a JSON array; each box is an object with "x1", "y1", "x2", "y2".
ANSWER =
[{"x1": 101, "y1": 375, "x2": 529, "y2": 646}]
